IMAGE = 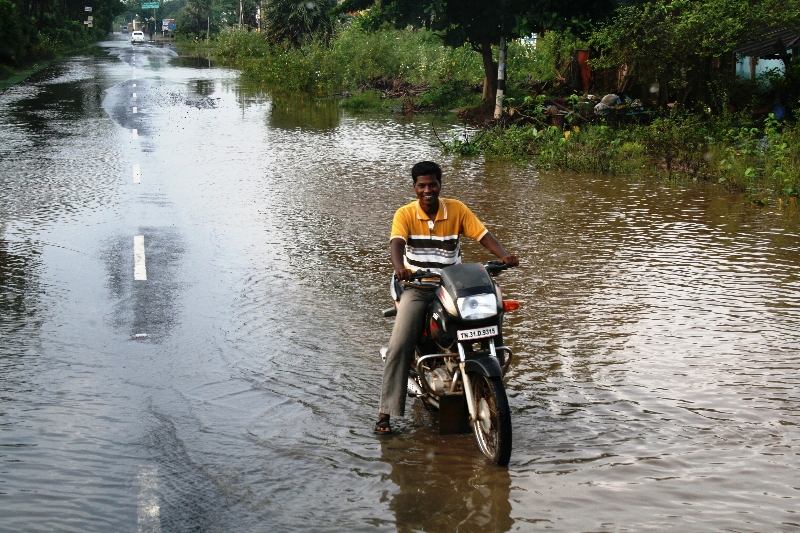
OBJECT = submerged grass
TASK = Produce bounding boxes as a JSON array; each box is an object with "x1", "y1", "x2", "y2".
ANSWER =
[
  {"x1": 445, "y1": 124, "x2": 646, "y2": 174},
  {"x1": 444, "y1": 113, "x2": 800, "y2": 199}
]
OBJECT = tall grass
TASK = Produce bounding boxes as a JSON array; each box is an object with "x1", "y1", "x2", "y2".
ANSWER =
[{"x1": 212, "y1": 24, "x2": 484, "y2": 97}]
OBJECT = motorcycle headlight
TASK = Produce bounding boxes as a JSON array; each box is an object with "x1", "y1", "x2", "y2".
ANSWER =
[{"x1": 457, "y1": 293, "x2": 498, "y2": 320}]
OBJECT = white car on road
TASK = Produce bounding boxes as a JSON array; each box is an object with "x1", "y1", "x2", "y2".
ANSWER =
[{"x1": 131, "y1": 31, "x2": 145, "y2": 43}]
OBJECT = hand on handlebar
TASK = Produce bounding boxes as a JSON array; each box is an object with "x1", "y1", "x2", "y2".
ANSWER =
[
  {"x1": 486, "y1": 256, "x2": 519, "y2": 275},
  {"x1": 395, "y1": 267, "x2": 415, "y2": 282}
]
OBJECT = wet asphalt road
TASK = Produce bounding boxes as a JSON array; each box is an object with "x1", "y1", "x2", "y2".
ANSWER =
[{"x1": 2, "y1": 35, "x2": 800, "y2": 533}]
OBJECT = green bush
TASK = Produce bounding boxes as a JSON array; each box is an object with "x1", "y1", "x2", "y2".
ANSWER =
[
  {"x1": 416, "y1": 80, "x2": 481, "y2": 110},
  {"x1": 635, "y1": 112, "x2": 709, "y2": 174},
  {"x1": 443, "y1": 123, "x2": 643, "y2": 174},
  {"x1": 507, "y1": 31, "x2": 588, "y2": 85},
  {"x1": 211, "y1": 23, "x2": 484, "y2": 96},
  {"x1": 339, "y1": 89, "x2": 385, "y2": 111},
  {"x1": 713, "y1": 114, "x2": 800, "y2": 196}
]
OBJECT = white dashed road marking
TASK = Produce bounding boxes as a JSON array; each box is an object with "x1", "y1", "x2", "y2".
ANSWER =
[
  {"x1": 133, "y1": 92, "x2": 137, "y2": 98},
  {"x1": 134, "y1": 236, "x2": 147, "y2": 280},
  {"x1": 133, "y1": 106, "x2": 137, "y2": 114},
  {"x1": 132, "y1": 128, "x2": 138, "y2": 139},
  {"x1": 137, "y1": 465, "x2": 161, "y2": 532},
  {"x1": 133, "y1": 164, "x2": 141, "y2": 183}
]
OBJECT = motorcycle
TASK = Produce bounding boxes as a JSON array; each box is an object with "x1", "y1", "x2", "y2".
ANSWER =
[{"x1": 381, "y1": 260, "x2": 520, "y2": 466}]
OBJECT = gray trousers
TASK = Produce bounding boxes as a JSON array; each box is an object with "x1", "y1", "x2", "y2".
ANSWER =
[{"x1": 379, "y1": 287, "x2": 436, "y2": 417}]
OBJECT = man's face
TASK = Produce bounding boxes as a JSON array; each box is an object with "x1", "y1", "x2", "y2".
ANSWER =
[{"x1": 414, "y1": 174, "x2": 441, "y2": 211}]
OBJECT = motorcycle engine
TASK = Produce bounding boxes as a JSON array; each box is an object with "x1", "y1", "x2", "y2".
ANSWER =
[{"x1": 427, "y1": 367, "x2": 453, "y2": 394}]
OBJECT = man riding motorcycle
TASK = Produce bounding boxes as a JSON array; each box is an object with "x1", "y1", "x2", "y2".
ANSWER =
[{"x1": 376, "y1": 161, "x2": 519, "y2": 434}]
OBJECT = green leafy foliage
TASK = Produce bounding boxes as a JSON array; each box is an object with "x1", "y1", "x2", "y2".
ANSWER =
[
  {"x1": 506, "y1": 31, "x2": 587, "y2": 86},
  {"x1": 264, "y1": 0, "x2": 335, "y2": 46},
  {"x1": 213, "y1": 24, "x2": 484, "y2": 95},
  {"x1": 0, "y1": 0, "x2": 123, "y2": 68},
  {"x1": 339, "y1": 89, "x2": 385, "y2": 111},
  {"x1": 416, "y1": 80, "x2": 481, "y2": 110},
  {"x1": 590, "y1": 0, "x2": 800, "y2": 110},
  {"x1": 636, "y1": 112, "x2": 708, "y2": 174},
  {"x1": 335, "y1": 0, "x2": 617, "y2": 102},
  {"x1": 713, "y1": 114, "x2": 800, "y2": 196},
  {"x1": 442, "y1": 123, "x2": 643, "y2": 174},
  {"x1": 0, "y1": 0, "x2": 26, "y2": 65},
  {"x1": 438, "y1": 109, "x2": 799, "y2": 198}
]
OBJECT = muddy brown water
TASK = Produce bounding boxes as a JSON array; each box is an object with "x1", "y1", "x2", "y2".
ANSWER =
[{"x1": 1, "y1": 36, "x2": 799, "y2": 532}]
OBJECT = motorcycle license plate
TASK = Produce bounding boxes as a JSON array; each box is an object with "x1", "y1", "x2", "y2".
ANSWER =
[{"x1": 457, "y1": 325, "x2": 498, "y2": 341}]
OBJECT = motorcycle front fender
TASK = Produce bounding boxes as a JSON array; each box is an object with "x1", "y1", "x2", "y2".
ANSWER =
[{"x1": 464, "y1": 355, "x2": 503, "y2": 378}]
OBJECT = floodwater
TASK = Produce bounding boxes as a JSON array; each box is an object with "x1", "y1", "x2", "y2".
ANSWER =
[{"x1": 1, "y1": 36, "x2": 799, "y2": 533}]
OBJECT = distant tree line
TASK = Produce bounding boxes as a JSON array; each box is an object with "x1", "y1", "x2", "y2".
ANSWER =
[
  {"x1": 190, "y1": 0, "x2": 800, "y2": 111},
  {"x1": 161, "y1": 0, "x2": 334, "y2": 40},
  {"x1": 333, "y1": 0, "x2": 800, "y2": 110},
  {"x1": 0, "y1": 0, "x2": 123, "y2": 67}
]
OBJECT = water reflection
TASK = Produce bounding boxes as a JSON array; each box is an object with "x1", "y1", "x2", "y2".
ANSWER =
[
  {"x1": 7, "y1": 67, "x2": 97, "y2": 137},
  {"x1": 267, "y1": 96, "x2": 341, "y2": 131},
  {"x1": 0, "y1": 236, "x2": 40, "y2": 337},
  {"x1": 169, "y1": 56, "x2": 214, "y2": 69},
  {"x1": 381, "y1": 423, "x2": 513, "y2": 533},
  {"x1": 190, "y1": 78, "x2": 215, "y2": 96}
]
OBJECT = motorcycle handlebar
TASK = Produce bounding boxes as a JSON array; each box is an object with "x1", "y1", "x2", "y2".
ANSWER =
[
  {"x1": 410, "y1": 270, "x2": 440, "y2": 280},
  {"x1": 404, "y1": 262, "x2": 516, "y2": 284},
  {"x1": 485, "y1": 260, "x2": 516, "y2": 275}
]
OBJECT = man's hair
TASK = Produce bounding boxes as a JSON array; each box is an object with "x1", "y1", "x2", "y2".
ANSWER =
[{"x1": 411, "y1": 161, "x2": 442, "y2": 184}]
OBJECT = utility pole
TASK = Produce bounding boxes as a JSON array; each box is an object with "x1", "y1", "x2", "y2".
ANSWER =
[{"x1": 494, "y1": 36, "x2": 506, "y2": 120}]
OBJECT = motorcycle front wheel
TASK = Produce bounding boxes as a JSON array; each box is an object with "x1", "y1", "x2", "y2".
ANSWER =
[{"x1": 469, "y1": 373, "x2": 512, "y2": 466}]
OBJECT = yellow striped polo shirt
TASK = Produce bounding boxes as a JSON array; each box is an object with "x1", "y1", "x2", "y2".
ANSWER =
[{"x1": 390, "y1": 198, "x2": 488, "y2": 271}]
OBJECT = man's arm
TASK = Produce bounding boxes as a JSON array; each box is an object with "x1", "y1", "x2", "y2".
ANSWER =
[
  {"x1": 479, "y1": 233, "x2": 519, "y2": 267},
  {"x1": 391, "y1": 238, "x2": 414, "y2": 281}
]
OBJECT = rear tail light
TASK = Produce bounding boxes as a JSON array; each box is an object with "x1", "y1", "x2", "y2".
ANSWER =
[{"x1": 503, "y1": 300, "x2": 520, "y2": 312}]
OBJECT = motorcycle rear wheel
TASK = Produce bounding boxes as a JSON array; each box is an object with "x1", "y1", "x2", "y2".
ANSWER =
[{"x1": 469, "y1": 374, "x2": 512, "y2": 466}]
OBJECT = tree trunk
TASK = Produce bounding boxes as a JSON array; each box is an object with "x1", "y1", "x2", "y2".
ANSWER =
[
  {"x1": 479, "y1": 35, "x2": 498, "y2": 104},
  {"x1": 494, "y1": 36, "x2": 506, "y2": 119}
]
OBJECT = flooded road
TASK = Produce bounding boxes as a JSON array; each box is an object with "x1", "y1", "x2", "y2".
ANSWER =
[{"x1": 1, "y1": 36, "x2": 799, "y2": 532}]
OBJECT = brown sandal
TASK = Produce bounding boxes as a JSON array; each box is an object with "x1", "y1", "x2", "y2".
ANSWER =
[{"x1": 374, "y1": 414, "x2": 392, "y2": 434}]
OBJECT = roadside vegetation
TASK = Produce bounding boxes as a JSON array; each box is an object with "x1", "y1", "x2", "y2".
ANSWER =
[
  {"x1": 0, "y1": 0, "x2": 123, "y2": 84},
  {"x1": 445, "y1": 112, "x2": 800, "y2": 201}
]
